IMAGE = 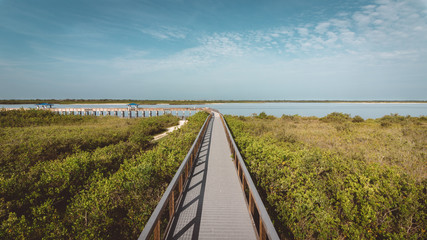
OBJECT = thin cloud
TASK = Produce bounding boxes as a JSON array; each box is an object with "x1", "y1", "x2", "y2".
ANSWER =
[
  {"x1": 315, "y1": 22, "x2": 331, "y2": 34},
  {"x1": 2, "y1": 0, "x2": 425, "y2": 100},
  {"x1": 111, "y1": 0, "x2": 427, "y2": 75},
  {"x1": 140, "y1": 26, "x2": 187, "y2": 40}
]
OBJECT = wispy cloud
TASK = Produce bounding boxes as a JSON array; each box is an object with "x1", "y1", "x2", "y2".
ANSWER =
[
  {"x1": 111, "y1": 36, "x2": 242, "y2": 74},
  {"x1": 4, "y1": 0, "x2": 426, "y2": 74},
  {"x1": 108, "y1": 0, "x2": 427, "y2": 79},
  {"x1": 140, "y1": 26, "x2": 187, "y2": 40},
  {"x1": 1, "y1": 0, "x2": 425, "y2": 100}
]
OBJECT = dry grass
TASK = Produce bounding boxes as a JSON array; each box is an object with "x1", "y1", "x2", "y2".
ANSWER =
[{"x1": 245, "y1": 115, "x2": 427, "y2": 182}]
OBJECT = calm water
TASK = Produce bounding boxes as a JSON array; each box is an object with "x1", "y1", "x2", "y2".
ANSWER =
[{"x1": 1, "y1": 103, "x2": 426, "y2": 119}]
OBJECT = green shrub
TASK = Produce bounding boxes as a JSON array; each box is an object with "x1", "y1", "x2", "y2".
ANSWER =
[
  {"x1": 255, "y1": 112, "x2": 276, "y2": 120},
  {"x1": 281, "y1": 114, "x2": 300, "y2": 121},
  {"x1": 65, "y1": 112, "x2": 208, "y2": 239},
  {"x1": 0, "y1": 123, "x2": 132, "y2": 177},
  {"x1": 352, "y1": 115, "x2": 364, "y2": 123},
  {"x1": 320, "y1": 112, "x2": 351, "y2": 123},
  {"x1": 380, "y1": 113, "x2": 407, "y2": 123},
  {"x1": 0, "y1": 112, "x2": 202, "y2": 239},
  {"x1": 0, "y1": 109, "x2": 98, "y2": 128},
  {"x1": 334, "y1": 122, "x2": 352, "y2": 132},
  {"x1": 225, "y1": 115, "x2": 426, "y2": 239},
  {"x1": 0, "y1": 114, "x2": 179, "y2": 178},
  {"x1": 380, "y1": 121, "x2": 392, "y2": 128},
  {"x1": 379, "y1": 114, "x2": 420, "y2": 129}
]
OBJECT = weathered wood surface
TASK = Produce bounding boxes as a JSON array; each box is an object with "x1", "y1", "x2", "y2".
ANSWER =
[{"x1": 165, "y1": 112, "x2": 257, "y2": 240}]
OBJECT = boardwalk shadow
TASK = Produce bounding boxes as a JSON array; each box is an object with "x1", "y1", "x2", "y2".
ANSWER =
[{"x1": 166, "y1": 117, "x2": 214, "y2": 240}]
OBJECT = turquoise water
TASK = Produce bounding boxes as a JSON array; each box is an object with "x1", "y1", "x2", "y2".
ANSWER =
[{"x1": 1, "y1": 102, "x2": 426, "y2": 119}]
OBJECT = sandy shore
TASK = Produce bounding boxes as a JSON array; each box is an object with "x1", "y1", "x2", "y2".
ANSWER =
[
  {"x1": 67, "y1": 103, "x2": 127, "y2": 105},
  {"x1": 356, "y1": 102, "x2": 427, "y2": 104}
]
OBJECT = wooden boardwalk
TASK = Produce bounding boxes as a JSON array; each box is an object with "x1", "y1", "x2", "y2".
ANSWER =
[{"x1": 165, "y1": 112, "x2": 257, "y2": 240}]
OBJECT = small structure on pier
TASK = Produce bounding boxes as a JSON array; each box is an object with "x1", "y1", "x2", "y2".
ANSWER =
[
  {"x1": 127, "y1": 103, "x2": 139, "y2": 110},
  {"x1": 36, "y1": 103, "x2": 53, "y2": 109}
]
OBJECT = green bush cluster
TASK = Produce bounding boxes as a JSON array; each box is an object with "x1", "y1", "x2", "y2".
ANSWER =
[
  {"x1": 66, "y1": 113, "x2": 208, "y2": 239},
  {"x1": 255, "y1": 112, "x2": 276, "y2": 120},
  {"x1": 0, "y1": 111, "x2": 208, "y2": 239},
  {"x1": 320, "y1": 112, "x2": 351, "y2": 123},
  {"x1": 352, "y1": 115, "x2": 365, "y2": 123},
  {"x1": 128, "y1": 114, "x2": 178, "y2": 147},
  {"x1": 0, "y1": 124, "x2": 131, "y2": 176},
  {"x1": 225, "y1": 115, "x2": 426, "y2": 239},
  {"x1": 0, "y1": 109, "x2": 98, "y2": 127},
  {"x1": 379, "y1": 114, "x2": 427, "y2": 127}
]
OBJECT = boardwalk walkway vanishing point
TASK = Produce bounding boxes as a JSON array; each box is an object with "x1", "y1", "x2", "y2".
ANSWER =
[
  {"x1": 165, "y1": 112, "x2": 257, "y2": 239},
  {"x1": 139, "y1": 112, "x2": 279, "y2": 240}
]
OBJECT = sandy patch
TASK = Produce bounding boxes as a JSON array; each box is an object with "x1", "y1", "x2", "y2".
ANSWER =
[
  {"x1": 67, "y1": 103, "x2": 127, "y2": 105},
  {"x1": 153, "y1": 120, "x2": 187, "y2": 141}
]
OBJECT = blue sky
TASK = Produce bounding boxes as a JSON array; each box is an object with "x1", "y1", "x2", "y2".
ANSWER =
[{"x1": 0, "y1": 0, "x2": 426, "y2": 100}]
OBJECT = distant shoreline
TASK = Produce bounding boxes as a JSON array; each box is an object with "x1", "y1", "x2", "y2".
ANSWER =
[{"x1": 1, "y1": 99, "x2": 426, "y2": 105}]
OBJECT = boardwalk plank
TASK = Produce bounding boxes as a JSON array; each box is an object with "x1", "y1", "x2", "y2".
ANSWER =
[{"x1": 166, "y1": 113, "x2": 257, "y2": 240}]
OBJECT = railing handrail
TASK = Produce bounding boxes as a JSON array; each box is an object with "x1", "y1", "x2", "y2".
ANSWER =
[
  {"x1": 220, "y1": 114, "x2": 280, "y2": 240},
  {"x1": 138, "y1": 113, "x2": 212, "y2": 240}
]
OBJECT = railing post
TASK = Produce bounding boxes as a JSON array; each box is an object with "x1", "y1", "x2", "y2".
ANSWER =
[
  {"x1": 237, "y1": 162, "x2": 241, "y2": 178},
  {"x1": 169, "y1": 192, "x2": 175, "y2": 220},
  {"x1": 179, "y1": 175, "x2": 183, "y2": 193},
  {"x1": 241, "y1": 174, "x2": 245, "y2": 190},
  {"x1": 154, "y1": 220, "x2": 161, "y2": 240},
  {"x1": 259, "y1": 217, "x2": 266, "y2": 240},
  {"x1": 249, "y1": 193, "x2": 254, "y2": 215}
]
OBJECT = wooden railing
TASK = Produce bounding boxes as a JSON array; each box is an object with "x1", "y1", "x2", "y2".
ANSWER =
[
  {"x1": 138, "y1": 113, "x2": 213, "y2": 240},
  {"x1": 1, "y1": 107, "x2": 209, "y2": 119},
  {"x1": 219, "y1": 114, "x2": 280, "y2": 240}
]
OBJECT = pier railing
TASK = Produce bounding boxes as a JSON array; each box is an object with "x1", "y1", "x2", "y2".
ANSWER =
[
  {"x1": 138, "y1": 113, "x2": 213, "y2": 240},
  {"x1": 220, "y1": 114, "x2": 280, "y2": 240},
  {"x1": 1, "y1": 107, "x2": 208, "y2": 119}
]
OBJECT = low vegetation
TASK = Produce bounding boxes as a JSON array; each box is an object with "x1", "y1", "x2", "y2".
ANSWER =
[
  {"x1": 0, "y1": 109, "x2": 99, "y2": 127},
  {"x1": 0, "y1": 109, "x2": 209, "y2": 239},
  {"x1": 226, "y1": 112, "x2": 426, "y2": 239}
]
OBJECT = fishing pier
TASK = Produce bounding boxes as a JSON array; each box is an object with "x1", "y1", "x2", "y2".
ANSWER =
[{"x1": 2, "y1": 107, "x2": 207, "y2": 119}]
